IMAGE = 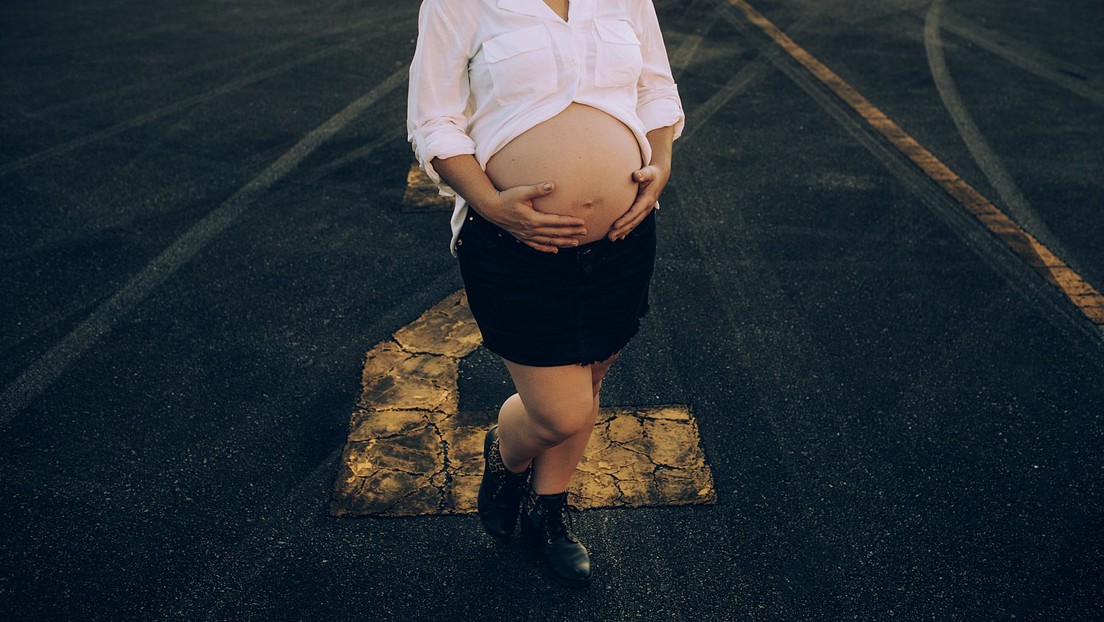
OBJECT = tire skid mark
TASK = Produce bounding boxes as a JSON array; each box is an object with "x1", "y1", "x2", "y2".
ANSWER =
[
  {"x1": 726, "y1": 0, "x2": 1104, "y2": 329},
  {"x1": 668, "y1": 0, "x2": 725, "y2": 77},
  {"x1": 675, "y1": 0, "x2": 829, "y2": 141},
  {"x1": 0, "y1": 26, "x2": 398, "y2": 177},
  {"x1": 22, "y1": 11, "x2": 407, "y2": 119},
  {"x1": 924, "y1": 0, "x2": 1077, "y2": 274},
  {"x1": 3, "y1": 0, "x2": 325, "y2": 62},
  {"x1": 0, "y1": 68, "x2": 409, "y2": 425},
  {"x1": 935, "y1": 9, "x2": 1104, "y2": 108}
]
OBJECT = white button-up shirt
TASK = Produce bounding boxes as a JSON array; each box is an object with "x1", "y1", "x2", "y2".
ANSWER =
[{"x1": 406, "y1": 0, "x2": 685, "y2": 253}]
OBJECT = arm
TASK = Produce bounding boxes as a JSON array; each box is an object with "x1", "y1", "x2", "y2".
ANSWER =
[
  {"x1": 406, "y1": 1, "x2": 476, "y2": 191},
  {"x1": 407, "y1": 1, "x2": 586, "y2": 253},
  {"x1": 609, "y1": 0, "x2": 684, "y2": 240},
  {"x1": 430, "y1": 154, "x2": 587, "y2": 253}
]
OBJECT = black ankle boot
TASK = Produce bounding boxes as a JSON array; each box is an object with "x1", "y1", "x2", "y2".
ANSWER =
[
  {"x1": 520, "y1": 487, "x2": 591, "y2": 588},
  {"x1": 477, "y1": 425, "x2": 530, "y2": 539}
]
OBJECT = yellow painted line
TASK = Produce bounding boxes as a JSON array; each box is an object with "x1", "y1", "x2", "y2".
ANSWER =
[
  {"x1": 728, "y1": 0, "x2": 1104, "y2": 326},
  {"x1": 330, "y1": 290, "x2": 716, "y2": 517}
]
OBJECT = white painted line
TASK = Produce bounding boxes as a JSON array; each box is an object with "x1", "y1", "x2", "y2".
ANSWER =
[
  {"x1": 28, "y1": 12, "x2": 399, "y2": 119},
  {"x1": 0, "y1": 29, "x2": 396, "y2": 177},
  {"x1": 938, "y1": 10, "x2": 1104, "y2": 108},
  {"x1": 0, "y1": 68, "x2": 408, "y2": 426},
  {"x1": 925, "y1": 0, "x2": 1075, "y2": 270}
]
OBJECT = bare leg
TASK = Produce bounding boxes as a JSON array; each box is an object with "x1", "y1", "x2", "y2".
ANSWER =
[
  {"x1": 496, "y1": 352, "x2": 621, "y2": 493},
  {"x1": 530, "y1": 389, "x2": 600, "y2": 493},
  {"x1": 495, "y1": 393, "x2": 539, "y2": 474}
]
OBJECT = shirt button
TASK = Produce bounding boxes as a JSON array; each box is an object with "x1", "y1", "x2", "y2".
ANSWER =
[{"x1": 571, "y1": 59, "x2": 579, "y2": 67}]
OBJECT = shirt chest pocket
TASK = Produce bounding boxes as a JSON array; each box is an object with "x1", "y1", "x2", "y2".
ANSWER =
[
  {"x1": 593, "y1": 19, "x2": 642, "y2": 87},
  {"x1": 482, "y1": 26, "x2": 558, "y2": 104}
]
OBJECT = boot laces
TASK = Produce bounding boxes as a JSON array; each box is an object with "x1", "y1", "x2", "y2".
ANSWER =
[
  {"x1": 491, "y1": 469, "x2": 525, "y2": 499},
  {"x1": 487, "y1": 434, "x2": 528, "y2": 499},
  {"x1": 543, "y1": 500, "x2": 581, "y2": 543}
]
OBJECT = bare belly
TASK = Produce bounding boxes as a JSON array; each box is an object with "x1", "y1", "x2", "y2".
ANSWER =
[{"x1": 485, "y1": 103, "x2": 642, "y2": 244}]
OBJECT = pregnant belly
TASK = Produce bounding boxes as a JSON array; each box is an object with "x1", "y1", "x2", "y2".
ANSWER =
[{"x1": 485, "y1": 103, "x2": 643, "y2": 244}]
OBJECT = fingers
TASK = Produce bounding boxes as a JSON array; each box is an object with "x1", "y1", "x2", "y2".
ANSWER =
[
  {"x1": 513, "y1": 211, "x2": 587, "y2": 248},
  {"x1": 609, "y1": 165, "x2": 667, "y2": 240},
  {"x1": 494, "y1": 182, "x2": 588, "y2": 250},
  {"x1": 529, "y1": 224, "x2": 588, "y2": 238},
  {"x1": 524, "y1": 240, "x2": 560, "y2": 253},
  {"x1": 608, "y1": 197, "x2": 655, "y2": 241},
  {"x1": 507, "y1": 226, "x2": 584, "y2": 252},
  {"x1": 515, "y1": 206, "x2": 586, "y2": 243},
  {"x1": 518, "y1": 180, "x2": 555, "y2": 200},
  {"x1": 521, "y1": 232, "x2": 584, "y2": 253},
  {"x1": 522, "y1": 235, "x2": 580, "y2": 253},
  {"x1": 526, "y1": 210, "x2": 587, "y2": 228}
]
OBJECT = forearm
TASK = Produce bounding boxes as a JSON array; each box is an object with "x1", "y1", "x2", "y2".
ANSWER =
[
  {"x1": 430, "y1": 154, "x2": 501, "y2": 215},
  {"x1": 645, "y1": 125, "x2": 675, "y2": 172}
]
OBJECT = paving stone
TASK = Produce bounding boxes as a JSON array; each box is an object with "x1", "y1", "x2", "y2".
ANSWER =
[
  {"x1": 393, "y1": 290, "x2": 482, "y2": 358},
  {"x1": 637, "y1": 405, "x2": 692, "y2": 420},
  {"x1": 330, "y1": 426, "x2": 446, "y2": 517},
  {"x1": 358, "y1": 344, "x2": 457, "y2": 415},
  {"x1": 331, "y1": 291, "x2": 715, "y2": 517},
  {"x1": 643, "y1": 418, "x2": 702, "y2": 469},
  {"x1": 347, "y1": 409, "x2": 428, "y2": 442},
  {"x1": 332, "y1": 403, "x2": 716, "y2": 516}
]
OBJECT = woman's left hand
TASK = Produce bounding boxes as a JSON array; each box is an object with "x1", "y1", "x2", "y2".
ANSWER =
[{"x1": 608, "y1": 164, "x2": 670, "y2": 241}]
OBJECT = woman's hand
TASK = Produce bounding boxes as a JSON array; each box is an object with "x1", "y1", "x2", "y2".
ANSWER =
[
  {"x1": 608, "y1": 164, "x2": 670, "y2": 241},
  {"x1": 480, "y1": 181, "x2": 588, "y2": 253},
  {"x1": 609, "y1": 124, "x2": 675, "y2": 241}
]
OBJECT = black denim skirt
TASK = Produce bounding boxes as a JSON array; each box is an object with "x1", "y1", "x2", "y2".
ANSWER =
[{"x1": 456, "y1": 207, "x2": 656, "y2": 367}]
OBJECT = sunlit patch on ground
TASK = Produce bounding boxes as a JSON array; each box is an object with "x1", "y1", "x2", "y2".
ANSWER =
[{"x1": 330, "y1": 290, "x2": 716, "y2": 517}]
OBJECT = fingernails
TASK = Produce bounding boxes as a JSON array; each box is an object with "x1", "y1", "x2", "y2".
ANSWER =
[{"x1": 543, "y1": 183, "x2": 552, "y2": 192}]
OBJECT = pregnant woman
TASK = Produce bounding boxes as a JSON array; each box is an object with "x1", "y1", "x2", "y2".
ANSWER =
[{"x1": 407, "y1": 0, "x2": 683, "y2": 588}]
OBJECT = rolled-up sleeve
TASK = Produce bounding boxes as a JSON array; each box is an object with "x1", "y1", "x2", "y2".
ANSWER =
[
  {"x1": 633, "y1": 0, "x2": 685, "y2": 139},
  {"x1": 406, "y1": 0, "x2": 476, "y2": 195}
]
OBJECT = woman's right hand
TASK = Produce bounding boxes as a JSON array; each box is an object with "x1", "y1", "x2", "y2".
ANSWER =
[{"x1": 479, "y1": 182, "x2": 588, "y2": 253}]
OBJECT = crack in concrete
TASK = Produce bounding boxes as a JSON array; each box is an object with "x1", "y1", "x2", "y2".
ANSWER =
[
  {"x1": 430, "y1": 420, "x2": 451, "y2": 514},
  {"x1": 331, "y1": 292, "x2": 716, "y2": 517}
]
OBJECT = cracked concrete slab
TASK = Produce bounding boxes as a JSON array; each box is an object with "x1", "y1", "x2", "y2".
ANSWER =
[
  {"x1": 331, "y1": 290, "x2": 716, "y2": 517},
  {"x1": 392, "y1": 290, "x2": 482, "y2": 358},
  {"x1": 358, "y1": 343, "x2": 457, "y2": 415}
]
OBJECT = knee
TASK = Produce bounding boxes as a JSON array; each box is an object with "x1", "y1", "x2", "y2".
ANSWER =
[{"x1": 526, "y1": 393, "x2": 597, "y2": 444}]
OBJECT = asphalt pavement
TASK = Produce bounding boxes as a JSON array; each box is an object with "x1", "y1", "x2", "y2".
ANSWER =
[{"x1": 2, "y1": 0, "x2": 1103, "y2": 620}]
